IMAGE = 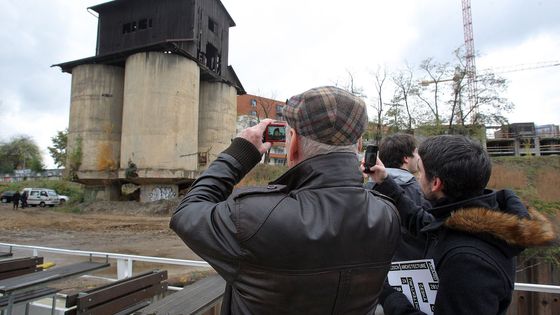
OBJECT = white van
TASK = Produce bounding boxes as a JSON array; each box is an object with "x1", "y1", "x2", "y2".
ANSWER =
[{"x1": 21, "y1": 188, "x2": 60, "y2": 207}]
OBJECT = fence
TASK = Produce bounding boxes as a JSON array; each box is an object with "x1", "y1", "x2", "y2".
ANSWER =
[{"x1": 1, "y1": 243, "x2": 559, "y2": 314}]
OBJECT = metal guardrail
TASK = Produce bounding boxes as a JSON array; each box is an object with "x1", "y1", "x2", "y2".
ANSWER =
[
  {"x1": 1, "y1": 243, "x2": 559, "y2": 295},
  {"x1": 0, "y1": 242, "x2": 210, "y2": 280}
]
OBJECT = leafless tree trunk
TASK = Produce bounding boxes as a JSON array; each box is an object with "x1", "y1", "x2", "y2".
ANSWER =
[
  {"x1": 372, "y1": 66, "x2": 387, "y2": 142},
  {"x1": 392, "y1": 64, "x2": 416, "y2": 131},
  {"x1": 417, "y1": 58, "x2": 450, "y2": 126}
]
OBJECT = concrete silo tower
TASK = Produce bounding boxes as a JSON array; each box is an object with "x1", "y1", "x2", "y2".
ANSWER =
[{"x1": 55, "y1": 0, "x2": 244, "y2": 202}]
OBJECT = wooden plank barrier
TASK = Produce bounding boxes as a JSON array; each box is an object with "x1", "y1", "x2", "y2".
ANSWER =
[
  {"x1": 0, "y1": 256, "x2": 43, "y2": 280},
  {"x1": 65, "y1": 269, "x2": 168, "y2": 315},
  {"x1": 134, "y1": 274, "x2": 225, "y2": 315}
]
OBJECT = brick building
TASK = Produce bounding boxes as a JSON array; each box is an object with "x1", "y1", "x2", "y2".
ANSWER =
[{"x1": 237, "y1": 94, "x2": 287, "y2": 165}]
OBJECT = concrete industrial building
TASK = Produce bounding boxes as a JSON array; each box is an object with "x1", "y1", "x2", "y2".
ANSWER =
[
  {"x1": 55, "y1": 0, "x2": 244, "y2": 202},
  {"x1": 487, "y1": 123, "x2": 560, "y2": 156}
]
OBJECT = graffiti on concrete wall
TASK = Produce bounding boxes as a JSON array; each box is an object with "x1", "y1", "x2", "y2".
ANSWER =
[{"x1": 149, "y1": 186, "x2": 176, "y2": 201}]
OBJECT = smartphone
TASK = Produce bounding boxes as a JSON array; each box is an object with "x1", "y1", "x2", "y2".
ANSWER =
[
  {"x1": 263, "y1": 123, "x2": 287, "y2": 143},
  {"x1": 363, "y1": 145, "x2": 378, "y2": 173}
]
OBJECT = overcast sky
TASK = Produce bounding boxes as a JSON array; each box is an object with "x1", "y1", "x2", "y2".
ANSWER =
[{"x1": 1, "y1": 0, "x2": 559, "y2": 168}]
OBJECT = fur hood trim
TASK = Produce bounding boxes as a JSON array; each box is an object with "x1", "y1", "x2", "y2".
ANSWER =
[{"x1": 445, "y1": 207, "x2": 556, "y2": 247}]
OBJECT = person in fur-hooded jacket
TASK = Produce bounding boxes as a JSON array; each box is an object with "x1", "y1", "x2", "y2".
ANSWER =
[{"x1": 367, "y1": 135, "x2": 556, "y2": 315}]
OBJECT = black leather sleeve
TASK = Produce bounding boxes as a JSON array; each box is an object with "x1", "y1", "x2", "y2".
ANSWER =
[
  {"x1": 374, "y1": 176, "x2": 434, "y2": 237},
  {"x1": 169, "y1": 138, "x2": 262, "y2": 280}
]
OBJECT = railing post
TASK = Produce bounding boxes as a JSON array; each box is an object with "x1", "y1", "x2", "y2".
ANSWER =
[{"x1": 117, "y1": 258, "x2": 133, "y2": 279}]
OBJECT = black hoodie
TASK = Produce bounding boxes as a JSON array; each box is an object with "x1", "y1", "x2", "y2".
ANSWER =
[{"x1": 375, "y1": 177, "x2": 555, "y2": 315}]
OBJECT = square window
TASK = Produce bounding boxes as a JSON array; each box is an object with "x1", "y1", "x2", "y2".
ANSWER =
[
  {"x1": 208, "y1": 18, "x2": 216, "y2": 32},
  {"x1": 139, "y1": 18, "x2": 148, "y2": 30},
  {"x1": 122, "y1": 23, "x2": 131, "y2": 34}
]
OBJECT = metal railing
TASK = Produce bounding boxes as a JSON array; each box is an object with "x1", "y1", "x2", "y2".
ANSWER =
[
  {"x1": 0, "y1": 242, "x2": 209, "y2": 281},
  {"x1": 1, "y1": 242, "x2": 559, "y2": 295}
]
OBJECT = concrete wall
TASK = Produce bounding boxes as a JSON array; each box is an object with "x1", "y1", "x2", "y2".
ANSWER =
[
  {"x1": 139, "y1": 184, "x2": 178, "y2": 203},
  {"x1": 83, "y1": 183, "x2": 121, "y2": 202},
  {"x1": 198, "y1": 81, "x2": 237, "y2": 169},
  {"x1": 67, "y1": 64, "x2": 124, "y2": 182},
  {"x1": 121, "y1": 52, "x2": 200, "y2": 177}
]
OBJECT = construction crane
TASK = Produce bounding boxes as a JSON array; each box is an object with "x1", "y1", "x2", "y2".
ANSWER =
[
  {"x1": 461, "y1": 0, "x2": 477, "y2": 123},
  {"x1": 479, "y1": 60, "x2": 560, "y2": 75},
  {"x1": 420, "y1": 60, "x2": 560, "y2": 86}
]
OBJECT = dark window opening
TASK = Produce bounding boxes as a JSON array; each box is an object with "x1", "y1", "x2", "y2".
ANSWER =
[
  {"x1": 122, "y1": 23, "x2": 131, "y2": 34},
  {"x1": 198, "y1": 152, "x2": 208, "y2": 166},
  {"x1": 251, "y1": 99, "x2": 257, "y2": 107},
  {"x1": 139, "y1": 18, "x2": 148, "y2": 30},
  {"x1": 205, "y1": 43, "x2": 220, "y2": 73},
  {"x1": 208, "y1": 18, "x2": 216, "y2": 32},
  {"x1": 123, "y1": 18, "x2": 153, "y2": 34}
]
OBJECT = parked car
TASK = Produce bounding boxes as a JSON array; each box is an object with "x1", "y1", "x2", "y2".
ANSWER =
[
  {"x1": 59, "y1": 195, "x2": 69, "y2": 204},
  {"x1": 21, "y1": 188, "x2": 60, "y2": 207},
  {"x1": 1, "y1": 191, "x2": 16, "y2": 203}
]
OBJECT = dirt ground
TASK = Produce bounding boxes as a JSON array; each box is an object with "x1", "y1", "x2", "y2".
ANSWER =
[{"x1": 0, "y1": 201, "x2": 214, "y2": 292}]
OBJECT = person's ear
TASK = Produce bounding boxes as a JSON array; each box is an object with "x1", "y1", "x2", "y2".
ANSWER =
[
  {"x1": 357, "y1": 137, "x2": 363, "y2": 152},
  {"x1": 402, "y1": 156, "x2": 410, "y2": 166},
  {"x1": 432, "y1": 177, "x2": 444, "y2": 193},
  {"x1": 287, "y1": 128, "x2": 299, "y2": 165}
]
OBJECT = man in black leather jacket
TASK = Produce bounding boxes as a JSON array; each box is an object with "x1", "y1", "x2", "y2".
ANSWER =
[
  {"x1": 171, "y1": 86, "x2": 401, "y2": 315},
  {"x1": 367, "y1": 135, "x2": 555, "y2": 315}
]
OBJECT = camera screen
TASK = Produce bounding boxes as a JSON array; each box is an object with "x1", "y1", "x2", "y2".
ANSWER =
[{"x1": 265, "y1": 125, "x2": 286, "y2": 142}]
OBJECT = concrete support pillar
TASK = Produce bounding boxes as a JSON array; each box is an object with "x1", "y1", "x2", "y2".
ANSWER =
[
  {"x1": 83, "y1": 182, "x2": 121, "y2": 201},
  {"x1": 534, "y1": 136, "x2": 541, "y2": 156},
  {"x1": 514, "y1": 138, "x2": 521, "y2": 156},
  {"x1": 198, "y1": 82, "x2": 237, "y2": 170},
  {"x1": 121, "y1": 52, "x2": 200, "y2": 176},
  {"x1": 68, "y1": 64, "x2": 124, "y2": 179}
]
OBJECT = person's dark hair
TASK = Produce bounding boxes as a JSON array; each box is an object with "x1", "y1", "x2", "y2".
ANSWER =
[
  {"x1": 379, "y1": 133, "x2": 417, "y2": 168},
  {"x1": 419, "y1": 135, "x2": 491, "y2": 201}
]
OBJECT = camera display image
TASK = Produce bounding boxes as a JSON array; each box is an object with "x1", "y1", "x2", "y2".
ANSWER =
[
  {"x1": 364, "y1": 145, "x2": 378, "y2": 173},
  {"x1": 264, "y1": 124, "x2": 286, "y2": 142}
]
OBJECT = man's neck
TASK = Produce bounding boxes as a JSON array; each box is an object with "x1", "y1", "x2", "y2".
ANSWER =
[{"x1": 398, "y1": 165, "x2": 410, "y2": 173}]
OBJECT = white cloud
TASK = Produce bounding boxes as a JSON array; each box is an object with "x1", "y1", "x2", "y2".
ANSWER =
[
  {"x1": 1, "y1": 0, "x2": 559, "y2": 168},
  {"x1": 479, "y1": 33, "x2": 560, "y2": 125}
]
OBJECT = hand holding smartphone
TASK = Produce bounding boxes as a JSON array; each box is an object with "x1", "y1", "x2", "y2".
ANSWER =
[{"x1": 363, "y1": 145, "x2": 378, "y2": 173}]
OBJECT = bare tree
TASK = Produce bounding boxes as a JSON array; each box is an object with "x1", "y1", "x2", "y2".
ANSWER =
[
  {"x1": 253, "y1": 92, "x2": 285, "y2": 164},
  {"x1": 371, "y1": 66, "x2": 387, "y2": 142},
  {"x1": 415, "y1": 58, "x2": 452, "y2": 127},
  {"x1": 254, "y1": 91, "x2": 280, "y2": 121},
  {"x1": 391, "y1": 63, "x2": 417, "y2": 131},
  {"x1": 449, "y1": 48, "x2": 513, "y2": 127}
]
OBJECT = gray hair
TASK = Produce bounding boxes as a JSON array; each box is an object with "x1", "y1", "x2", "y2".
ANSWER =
[
  {"x1": 285, "y1": 125, "x2": 359, "y2": 162},
  {"x1": 297, "y1": 134, "x2": 358, "y2": 161}
]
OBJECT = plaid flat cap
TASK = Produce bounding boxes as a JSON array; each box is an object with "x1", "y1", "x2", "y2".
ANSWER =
[{"x1": 283, "y1": 86, "x2": 368, "y2": 145}]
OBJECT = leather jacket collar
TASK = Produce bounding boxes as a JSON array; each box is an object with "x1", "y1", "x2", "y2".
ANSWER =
[{"x1": 270, "y1": 152, "x2": 364, "y2": 190}]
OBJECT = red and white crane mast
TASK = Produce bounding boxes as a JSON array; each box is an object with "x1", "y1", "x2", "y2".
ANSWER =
[{"x1": 462, "y1": 0, "x2": 477, "y2": 123}]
